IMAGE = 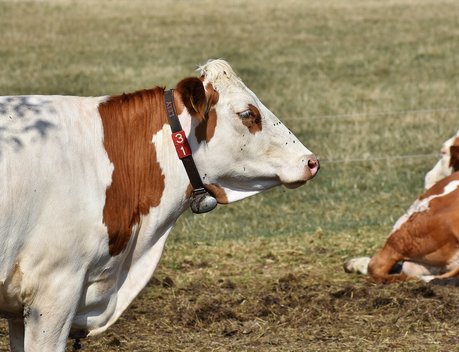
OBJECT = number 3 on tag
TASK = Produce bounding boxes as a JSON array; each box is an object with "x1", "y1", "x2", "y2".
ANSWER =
[{"x1": 172, "y1": 131, "x2": 192, "y2": 159}]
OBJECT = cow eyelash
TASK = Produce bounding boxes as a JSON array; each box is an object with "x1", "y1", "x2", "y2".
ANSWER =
[{"x1": 238, "y1": 110, "x2": 252, "y2": 119}]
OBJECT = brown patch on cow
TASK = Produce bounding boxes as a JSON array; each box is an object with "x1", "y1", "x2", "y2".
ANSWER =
[
  {"x1": 241, "y1": 104, "x2": 262, "y2": 134},
  {"x1": 204, "y1": 183, "x2": 229, "y2": 204},
  {"x1": 185, "y1": 184, "x2": 194, "y2": 200},
  {"x1": 99, "y1": 88, "x2": 167, "y2": 256},
  {"x1": 450, "y1": 146, "x2": 459, "y2": 172},
  {"x1": 205, "y1": 83, "x2": 219, "y2": 108},
  {"x1": 195, "y1": 83, "x2": 219, "y2": 144},
  {"x1": 449, "y1": 137, "x2": 459, "y2": 171},
  {"x1": 196, "y1": 109, "x2": 218, "y2": 144}
]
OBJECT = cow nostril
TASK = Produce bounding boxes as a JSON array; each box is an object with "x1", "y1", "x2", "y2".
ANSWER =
[
  {"x1": 308, "y1": 157, "x2": 319, "y2": 170},
  {"x1": 307, "y1": 156, "x2": 320, "y2": 177}
]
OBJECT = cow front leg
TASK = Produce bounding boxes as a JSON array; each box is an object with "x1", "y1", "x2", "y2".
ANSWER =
[
  {"x1": 8, "y1": 319, "x2": 25, "y2": 352},
  {"x1": 23, "y1": 300, "x2": 78, "y2": 352},
  {"x1": 344, "y1": 248, "x2": 407, "y2": 283},
  {"x1": 22, "y1": 275, "x2": 84, "y2": 352},
  {"x1": 367, "y1": 245, "x2": 408, "y2": 283}
]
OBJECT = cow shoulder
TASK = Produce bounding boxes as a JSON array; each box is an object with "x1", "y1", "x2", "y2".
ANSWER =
[{"x1": 98, "y1": 88, "x2": 167, "y2": 256}]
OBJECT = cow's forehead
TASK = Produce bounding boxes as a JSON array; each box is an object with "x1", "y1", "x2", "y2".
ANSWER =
[
  {"x1": 198, "y1": 60, "x2": 266, "y2": 117},
  {"x1": 198, "y1": 59, "x2": 246, "y2": 92}
]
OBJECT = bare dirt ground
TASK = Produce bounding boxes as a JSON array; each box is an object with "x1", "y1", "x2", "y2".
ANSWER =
[
  {"x1": 97, "y1": 274, "x2": 459, "y2": 352},
  {"x1": 1, "y1": 236, "x2": 458, "y2": 352}
]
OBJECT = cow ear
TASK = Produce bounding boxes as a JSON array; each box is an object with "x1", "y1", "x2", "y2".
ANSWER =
[
  {"x1": 450, "y1": 146, "x2": 459, "y2": 172},
  {"x1": 175, "y1": 77, "x2": 207, "y2": 121}
]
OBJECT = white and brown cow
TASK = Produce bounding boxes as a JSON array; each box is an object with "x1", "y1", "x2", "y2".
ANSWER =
[
  {"x1": 0, "y1": 59, "x2": 319, "y2": 351},
  {"x1": 424, "y1": 131, "x2": 459, "y2": 189},
  {"x1": 344, "y1": 172, "x2": 459, "y2": 284}
]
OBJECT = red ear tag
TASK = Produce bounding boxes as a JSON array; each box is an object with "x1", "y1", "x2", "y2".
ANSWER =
[{"x1": 171, "y1": 130, "x2": 192, "y2": 159}]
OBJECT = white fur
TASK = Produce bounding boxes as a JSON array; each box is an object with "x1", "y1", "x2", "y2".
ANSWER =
[
  {"x1": 343, "y1": 257, "x2": 371, "y2": 275},
  {"x1": 0, "y1": 95, "x2": 113, "y2": 351}
]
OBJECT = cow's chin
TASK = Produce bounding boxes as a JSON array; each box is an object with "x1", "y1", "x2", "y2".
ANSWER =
[{"x1": 283, "y1": 181, "x2": 307, "y2": 189}]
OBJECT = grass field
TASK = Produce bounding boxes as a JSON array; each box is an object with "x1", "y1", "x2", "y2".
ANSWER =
[{"x1": 1, "y1": 0, "x2": 459, "y2": 351}]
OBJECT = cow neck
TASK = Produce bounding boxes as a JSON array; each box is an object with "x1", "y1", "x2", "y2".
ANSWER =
[{"x1": 164, "y1": 89, "x2": 217, "y2": 214}]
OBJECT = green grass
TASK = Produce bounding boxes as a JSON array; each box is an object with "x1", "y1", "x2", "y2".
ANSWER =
[{"x1": 1, "y1": 0, "x2": 459, "y2": 350}]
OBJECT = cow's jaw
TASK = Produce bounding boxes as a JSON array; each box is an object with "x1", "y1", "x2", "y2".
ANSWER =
[{"x1": 204, "y1": 175, "x2": 282, "y2": 203}]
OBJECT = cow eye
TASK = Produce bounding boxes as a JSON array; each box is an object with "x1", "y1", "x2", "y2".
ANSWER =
[{"x1": 238, "y1": 110, "x2": 252, "y2": 119}]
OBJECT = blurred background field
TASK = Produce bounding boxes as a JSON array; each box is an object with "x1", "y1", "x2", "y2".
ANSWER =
[{"x1": 1, "y1": 0, "x2": 459, "y2": 351}]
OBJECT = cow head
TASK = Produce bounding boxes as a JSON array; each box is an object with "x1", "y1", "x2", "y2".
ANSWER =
[
  {"x1": 174, "y1": 60, "x2": 319, "y2": 203},
  {"x1": 425, "y1": 133, "x2": 459, "y2": 190}
]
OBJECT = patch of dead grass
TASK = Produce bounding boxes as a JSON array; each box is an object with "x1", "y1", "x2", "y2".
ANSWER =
[{"x1": 1, "y1": 235, "x2": 458, "y2": 351}]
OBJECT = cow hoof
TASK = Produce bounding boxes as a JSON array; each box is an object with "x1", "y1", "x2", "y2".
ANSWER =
[{"x1": 343, "y1": 257, "x2": 371, "y2": 275}]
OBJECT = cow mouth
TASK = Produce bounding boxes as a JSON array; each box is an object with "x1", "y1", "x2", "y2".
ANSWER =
[{"x1": 278, "y1": 155, "x2": 320, "y2": 189}]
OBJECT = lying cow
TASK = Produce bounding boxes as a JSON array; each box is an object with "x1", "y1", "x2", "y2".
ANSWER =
[
  {"x1": 0, "y1": 59, "x2": 319, "y2": 352},
  {"x1": 424, "y1": 131, "x2": 459, "y2": 189},
  {"x1": 344, "y1": 171, "x2": 459, "y2": 284}
]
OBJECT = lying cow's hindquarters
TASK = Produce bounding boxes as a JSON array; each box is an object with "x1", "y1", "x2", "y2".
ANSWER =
[
  {"x1": 344, "y1": 173, "x2": 459, "y2": 284},
  {"x1": 0, "y1": 60, "x2": 318, "y2": 352}
]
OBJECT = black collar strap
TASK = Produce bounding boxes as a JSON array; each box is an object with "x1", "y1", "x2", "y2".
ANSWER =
[{"x1": 164, "y1": 89, "x2": 217, "y2": 214}]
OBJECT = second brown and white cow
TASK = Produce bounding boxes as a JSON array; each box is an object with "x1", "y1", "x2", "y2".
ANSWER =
[
  {"x1": 0, "y1": 59, "x2": 319, "y2": 352},
  {"x1": 424, "y1": 131, "x2": 459, "y2": 189},
  {"x1": 344, "y1": 172, "x2": 459, "y2": 284}
]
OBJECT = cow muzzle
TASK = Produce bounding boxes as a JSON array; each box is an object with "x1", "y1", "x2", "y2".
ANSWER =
[{"x1": 280, "y1": 154, "x2": 320, "y2": 189}]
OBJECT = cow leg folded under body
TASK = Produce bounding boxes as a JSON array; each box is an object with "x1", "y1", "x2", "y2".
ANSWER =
[
  {"x1": 343, "y1": 257, "x2": 404, "y2": 276},
  {"x1": 344, "y1": 255, "x2": 459, "y2": 284},
  {"x1": 343, "y1": 246, "x2": 409, "y2": 283},
  {"x1": 367, "y1": 246, "x2": 410, "y2": 283}
]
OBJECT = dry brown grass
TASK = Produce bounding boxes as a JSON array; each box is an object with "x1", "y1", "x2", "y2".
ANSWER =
[{"x1": 50, "y1": 235, "x2": 459, "y2": 351}]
